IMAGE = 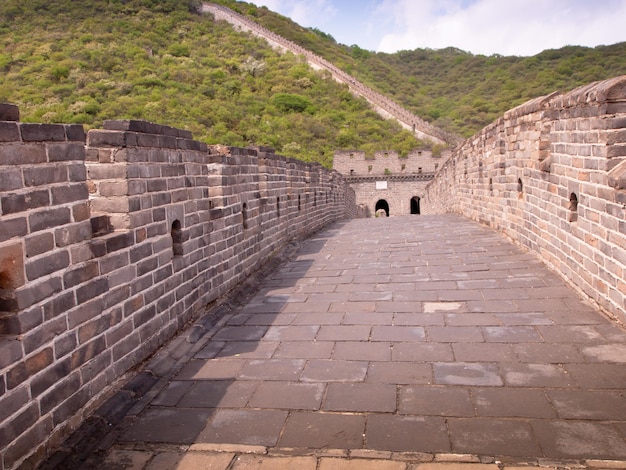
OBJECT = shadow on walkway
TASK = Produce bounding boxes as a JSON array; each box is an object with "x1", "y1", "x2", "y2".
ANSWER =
[{"x1": 43, "y1": 215, "x2": 626, "y2": 469}]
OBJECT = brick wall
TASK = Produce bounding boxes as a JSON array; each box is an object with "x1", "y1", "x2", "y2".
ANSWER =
[
  {"x1": 422, "y1": 76, "x2": 626, "y2": 322},
  {"x1": 0, "y1": 112, "x2": 354, "y2": 469}
]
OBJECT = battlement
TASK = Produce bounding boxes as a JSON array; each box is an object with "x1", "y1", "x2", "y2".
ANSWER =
[
  {"x1": 0, "y1": 110, "x2": 354, "y2": 469},
  {"x1": 333, "y1": 148, "x2": 449, "y2": 177},
  {"x1": 423, "y1": 76, "x2": 626, "y2": 323}
]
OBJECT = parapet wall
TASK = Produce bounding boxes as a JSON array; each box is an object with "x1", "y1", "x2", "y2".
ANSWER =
[
  {"x1": 422, "y1": 76, "x2": 626, "y2": 322},
  {"x1": 0, "y1": 110, "x2": 354, "y2": 469}
]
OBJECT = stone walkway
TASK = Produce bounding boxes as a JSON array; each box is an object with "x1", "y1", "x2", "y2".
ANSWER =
[{"x1": 48, "y1": 215, "x2": 626, "y2": 469}]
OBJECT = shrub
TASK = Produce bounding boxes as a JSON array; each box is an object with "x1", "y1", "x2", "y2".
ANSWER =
[
  {"x1": 168, "y1": 43, "x2": 190, "y2": 57},
  {"x1": 271, "y1": 93, "x2": 311, "y2": 113}
]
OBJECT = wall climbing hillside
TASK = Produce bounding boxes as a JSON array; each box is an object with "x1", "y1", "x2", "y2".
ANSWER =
[{"x1": 201, "y1": 2, "x2": 458, "y2": 146}]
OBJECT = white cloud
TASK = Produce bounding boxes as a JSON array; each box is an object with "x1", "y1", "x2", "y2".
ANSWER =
[
  {"x1": 373, "y1": 0, "x2": 626, "y2": 56},
  {"x1": 248, "y1": 0, "x2": 626, "y2": 56},
  {"x1": 252, "y1": 0, "x2": 338, "y2": 29}
]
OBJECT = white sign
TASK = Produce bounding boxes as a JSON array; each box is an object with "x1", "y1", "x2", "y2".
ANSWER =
[{"x1": 376, "y1": 181, "x2": 388, "y2": 190}]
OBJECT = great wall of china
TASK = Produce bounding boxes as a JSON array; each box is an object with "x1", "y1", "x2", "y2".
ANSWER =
[{"x1": 1, "y1": 3, "x2": 625, "y2": 469}]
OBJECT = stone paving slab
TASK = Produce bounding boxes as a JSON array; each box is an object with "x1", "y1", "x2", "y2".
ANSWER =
[{"x1": 47, "y1": 215, "x2": 626, "y2": 469}]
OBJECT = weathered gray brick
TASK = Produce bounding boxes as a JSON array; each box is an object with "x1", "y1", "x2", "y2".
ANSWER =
[
  {"x1": 1, "y1": 189, "x2": 50, "y2": 215},
  {"x1": 23, "y1": 165, "x2": 68, "y2": 187},
  {"x1": 0, "y1": 305, "x2": 43, "y2": 335},
  {"x1": 0, "y1": 386, "x2": 29, "y2": 422},
  {"x1": 67, "y1": 297, "x2": 104, "y2": 329},
  {"x1": 72, "y1": 202, "x2": 91, "y2": 222},
  {"x1": 0, "y1": 103, "x2": 19, "y2": 121},
  {"x1": 136, "y1": 133, "x2": 160, "y2": 148},
  {"x1": 0, "y1": 121, "x2": 20, "y2": 142},
  {"x1": 77, "y1": 313, "x2": 111, "y2": 345},
  {"x1": 0, "y1": 216, "x2": 28, "y2": 243},
  {"x1": 0, "y1": 338, "x2": 23, "y2": 369},
  {"x1": 0, "y1": 402, "x2": 39, "y2": 448},
  {"x1": 3, "y1": 416, "x2": 53, "y2": 470},
  {"x1": 43, "y1": 291, "x2": 75, "y2": 320},
  {"x1": 24, "y1": 232, "x2": 54, "y2": 258},
  {"x1": 0, "y1": 168, "x2": 23, "y2": 192},
  {"x1": 55, "y1": 221, "x2": 92, "y2": 247},
  {"x1": 39, "y1": 372, "x2": 80, "y2": 414},
  {"x1": 103, "y1": 285, "x2": 130, "y2": 310},
  {"x1": 47, "y1": 142, "x2": 85, "y2": 162},
  {"x1": 64, "y1": 124, "x2": 86, "y2": 142},
  {"x1": 75, "y1": 278, "x2": 109, "y2": 304},
  {"x1": 51, "y1": 184, "x2": 88, "y2": 205},
  {"x1": 89, "y1": 196, "x2": 129, "y2": 214},
  {"x1": 30, "y1": 359, "x2": 71, "y2": 397},
  {"x1": 12, "y1": 279, "x2": 62, "y2": 319},
  {"x1": 25, "y1": 250, "x2": 70, "y2": 281},
  {"x1": 51, "y1": 381, "x2": 91, "y2": 427},
  {"x1": 70, "y1": 336, "x2": 105, "y2": 369},
  {"x1": 63, "y1": 261, "x2": 99, "y2": 289},
  {"x1": 6, "y1": 348, "x2": 53, "y2": 390},
  {"x1": 0, "y1": 143, "x2": 46, "y2": 165},
  {"x1": 104, "y1": 231, "x2": 134, "y2": 253},
  {"x1": 20, "y1": 123, "x2": 66, "y2": 142},
  {"x1": 98, "y1": 181, "x2": 128, "y2": 197},
  {"x1": 86, "y1": 129, "x2": 128, "y2": 147},
  {"x1": 29, "y1": 206, "x2": 71, "y2": 232},
  {"x1": 53, "y1": 332, "x2": 78, "y2": 360},
  {"x1": 87, "y1": 163, "x2": 128, "y2": 180}
]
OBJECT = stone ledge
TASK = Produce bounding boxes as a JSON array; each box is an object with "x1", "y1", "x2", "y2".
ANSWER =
[
  {"x1": 103, "y1": 119, "x2": 193, "y2": 139},
  {"x1": 20, "y1": 123, "x2": 67, "y2": 142},
  {"x1": 345, "y1": 173, "x2": 435, "y2": 183}
]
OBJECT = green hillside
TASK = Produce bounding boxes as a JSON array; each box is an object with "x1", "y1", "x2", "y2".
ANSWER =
[
  {"x1": 2, "y1": 0, "x2": 625, "y2": 170},
  {"x1": 360, "y1": 44, "x2": 626, "y2": 137},
  {"x1": 217, "y1": 0, "x2": 626, "y2": 137},
  {"x1": 0, "y1": 0, "x2": 422, "y2": 168}
]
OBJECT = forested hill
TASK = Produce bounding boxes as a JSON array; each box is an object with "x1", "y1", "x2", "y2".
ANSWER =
[
  {"x1": 2, "y1": 0, "x2": 625, "y2": 170},
  {"x1": 213, "y1": 0, "x2": 626, "y2": 138},
  {"x1": 0, "y1": 0, "x2": 424, "y2": 168}
]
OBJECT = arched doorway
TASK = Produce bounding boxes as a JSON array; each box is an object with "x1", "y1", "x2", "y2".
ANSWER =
[
  {"x1": 375, "y1": 199, "x2": 389, "y2": 217},
  {"x1": 410, "y1": 196, "x2": 421, "y2": 215}
]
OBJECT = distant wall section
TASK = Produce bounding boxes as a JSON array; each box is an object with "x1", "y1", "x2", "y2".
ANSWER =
[
  {"x1": 334, "y1": 149, "x2": 445, "y2": 216},
  {"x1": 202, "y1": 2, "x2": 458, "y2": 145}
]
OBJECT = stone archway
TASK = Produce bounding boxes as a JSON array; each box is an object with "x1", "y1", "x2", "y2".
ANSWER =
[
  {"x1": 410, "y1": 196, "x2": 421, "y2": 215},
  {"x1": 375, "y1": 199, "x2": 389, "y2": 217}
]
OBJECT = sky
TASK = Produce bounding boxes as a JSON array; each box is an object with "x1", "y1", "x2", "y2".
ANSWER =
[{"x1": 249, "y1": 0, "x2": 626, "y2": 56}]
